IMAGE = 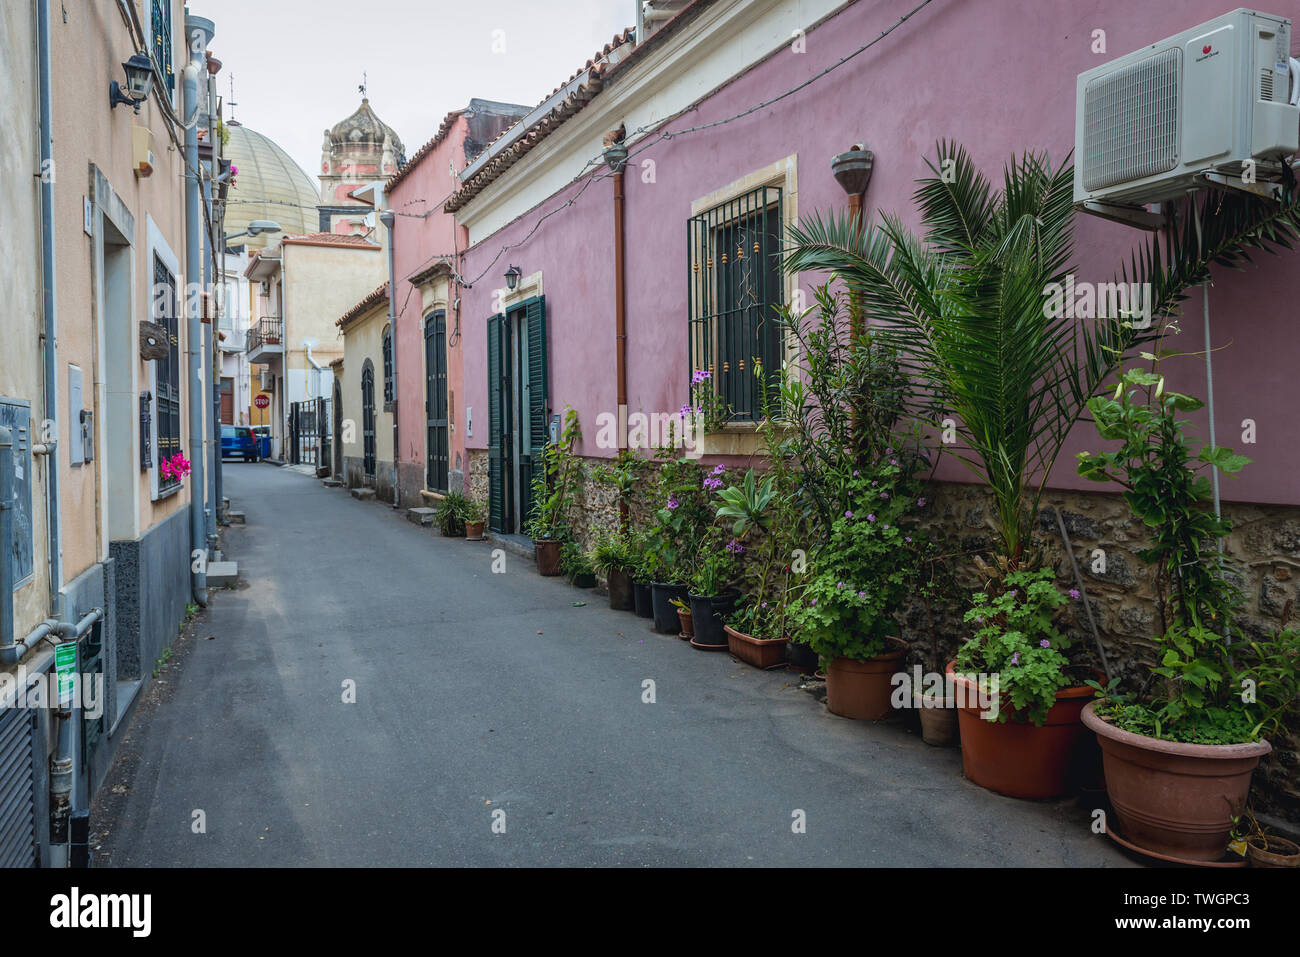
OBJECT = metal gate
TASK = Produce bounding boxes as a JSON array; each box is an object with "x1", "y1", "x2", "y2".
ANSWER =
[
  {"x1": 0, "y1": 706, "x2": 39, "y2": 868},
  {"x1": 289, "y1": 398, "x2": 331, "y2": 468}
]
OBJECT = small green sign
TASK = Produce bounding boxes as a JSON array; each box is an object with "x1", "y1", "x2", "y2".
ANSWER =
[{"x1": 55, "y1": 642, "x2": 77, "y2": 708}]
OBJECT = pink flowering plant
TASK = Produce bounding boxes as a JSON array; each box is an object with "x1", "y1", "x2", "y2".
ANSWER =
[
  {"x1": 160, "y1": 453, "x2": 192, "y2": 483},
  {"x1": 786, "y1": 445, "x2": 928, "y2": 662},
  {"x1": 953, "y1": 567, "x2": 1074, "y2": 725}
]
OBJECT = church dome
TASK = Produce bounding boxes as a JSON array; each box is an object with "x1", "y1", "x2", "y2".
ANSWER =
[
  {"x1": 327, "y1": 98, "x2": 405, "y2": 162},
  {"x1": 223, "y1": 122, "x2": 320, "y2": 249}
]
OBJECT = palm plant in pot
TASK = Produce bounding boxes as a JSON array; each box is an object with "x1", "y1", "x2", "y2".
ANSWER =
[
  {"x1": 1076, "y1": 367, "x2": 1300, "y2": 861},
  {"x1": 782, "y1": 140, "x2": 1299, "y2": 796},
  {"x1": 787, "y1": 445, "x2": 928, "y2": 717},
  {"x1": 524, "y1": 408, "x2": 582, "y2": 576},
  {"x1": 435, "y1": 490, "x2": 469, "y2": 537}
]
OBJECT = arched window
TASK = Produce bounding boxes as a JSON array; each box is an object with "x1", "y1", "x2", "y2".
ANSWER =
[{"x1": 382, "y1": 324, "x2": 394, "y2": 407}]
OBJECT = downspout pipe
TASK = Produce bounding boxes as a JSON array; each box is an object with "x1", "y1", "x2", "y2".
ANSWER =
[
  {"x1": 184, "y1": 15, "x2": 215, "y2": 606},
  {"x1": 612, "y1": 166, "x2": 630, "y2": 527},
  {"x1": 37, "y1": 0, "x2": 63, "y2": 621},
  {"x1": 1, "y1": 428, "x2": 16, "y2": 656},
  {"x1": 380, "y1": 209, "x2": 398, "y2": 507}
]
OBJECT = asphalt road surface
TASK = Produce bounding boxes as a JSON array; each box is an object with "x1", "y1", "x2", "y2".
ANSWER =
[{"x1": 92, "y1": 463, "x2": 1135, "y2": 867}]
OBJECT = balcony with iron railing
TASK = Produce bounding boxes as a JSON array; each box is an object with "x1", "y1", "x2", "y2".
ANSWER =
[{"x1": 246, "y1": 317, "x2": 284, "y2": 366}]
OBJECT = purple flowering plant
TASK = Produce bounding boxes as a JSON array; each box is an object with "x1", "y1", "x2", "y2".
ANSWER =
[{"x1": 953, "y1": 568, "x2": 1074, "y2": 725}]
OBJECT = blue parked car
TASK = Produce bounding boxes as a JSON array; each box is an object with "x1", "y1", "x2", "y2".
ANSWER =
[{"x1": 221, "y1": 425, "x2": 260, "y2": 462}]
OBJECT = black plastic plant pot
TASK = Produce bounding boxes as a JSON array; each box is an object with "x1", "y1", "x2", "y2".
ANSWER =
[
  {"x1": 607, "y1": 568, "x2": 634, "y2": 611},
  {"x1": 570, "y1": 572, "x2": 597, "y2": 588},
  {"x1": 650, "y1": 583, "x2": 689, "y2": 633},
  {"x1": 688, "y1": 592, "x2": 738, "y2": 647},
  {"x1": 632, "y1": 581, "x2": 653, "y2": 618},
  {"x1": 786, "y1": 639, "x2": 819, "y2": 673}
]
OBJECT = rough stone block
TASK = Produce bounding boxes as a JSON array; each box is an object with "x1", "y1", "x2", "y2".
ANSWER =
[
  {"x1": 350, "y1": 487, "x2": 376, "y2": 501},
  {"x1": 407, "y1": 507, "x2": 437, "y2": 526},
  {"x1": 207, "y1": 561, "x2": 238, "y2": 588}
]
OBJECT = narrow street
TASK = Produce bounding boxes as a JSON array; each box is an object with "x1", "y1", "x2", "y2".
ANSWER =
[{"x1": 93, "y1": 464, "x2": 1132, "y2": 867}]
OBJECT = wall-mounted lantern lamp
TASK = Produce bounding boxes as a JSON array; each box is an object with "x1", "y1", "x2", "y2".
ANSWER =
[
  {"x1": 504, "y1": 265, "x2": 522, "y2": 291},
  {"x1": 110, "y1": 53, "x2": 155, "y2": 113}
]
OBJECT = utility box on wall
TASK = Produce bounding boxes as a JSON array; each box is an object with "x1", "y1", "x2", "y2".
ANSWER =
[{"x1": 0, "y1": 398, "x2": 35, "y2": 588}]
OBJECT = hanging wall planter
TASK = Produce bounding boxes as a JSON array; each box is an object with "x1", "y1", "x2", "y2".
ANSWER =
[{"x1": 139, "y1": 321, "x2": 171, "y2": 360}]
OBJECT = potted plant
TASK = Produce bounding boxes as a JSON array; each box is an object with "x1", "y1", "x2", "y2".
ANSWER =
[
  {"x1": 644, "y1": 451, "x2": 710, "y2": 634},
  {"x1": 589, "y1": 528, "x2": 635, "y2": 610},
  {"x1": 561, "y1": 541, "x2": 597, "y2": 588},
  {"x1": 1075, "y1": 368, "x2": 1300, "y2": 860},
  {"x1": 787, "y1": 449, "x2": 925, "y2": 717},
  {"x1": 687, "y1": 524, "x2": 742, "y2": 649},
  {"x1": 434, "y1": 491, "x2": 469, "y2": 538},
  {"x1": 946, "y1": 567, "x2": 1097, "y2": 798},
  {"x1": 524, "y1": 408, "x2": 582, "y2": 576},
  {"x1": 671, "y1": 597, "x2": 694, "y2": 640},
  {"x1": 462, "y1": 497, "x2": 486, "y2": 540}
]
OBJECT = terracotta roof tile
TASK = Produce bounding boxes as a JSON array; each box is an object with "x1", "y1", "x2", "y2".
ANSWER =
[{"x1": 336, "y1": 282, "x2": 390, "y2": 330}]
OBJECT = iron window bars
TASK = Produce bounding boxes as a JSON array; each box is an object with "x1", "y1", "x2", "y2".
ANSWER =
[
  {"x1": 153, "y1": 254, "x2": 182, "y2": 490},
  {"x1": 687, "y1": 184, "x2": 784, "y2": 423}
]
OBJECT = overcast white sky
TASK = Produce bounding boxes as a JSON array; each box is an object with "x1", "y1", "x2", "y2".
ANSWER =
[{"x1": 202, "y1": 0, "x2": 632, "y2": 188}]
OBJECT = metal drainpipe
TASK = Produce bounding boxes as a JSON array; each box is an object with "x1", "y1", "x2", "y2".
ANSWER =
[
  {"x1": 382, "y1": 211, "x2": 398, "y2": 507},
  {"x1": 208, "y1": 68, "x2": 224, "y2": 532},
  {"x1": 184, "y1": 16, "x2": 215, "y2": 606},
  {"x1": 46, "y1": 608, "x2": 103, "y2": 868},
  {"x1": 612, "y1": 167, "x2": 629, "y2": 527},
  {"x1": 1, "y1": 428, "x2": 14, "y2": 653},
  {"x1": 37, "y1": 0, "x2": 63, "y2": 621},
  {"x1": 202, "y1": 144, "x2": 217, "y2": 552}
]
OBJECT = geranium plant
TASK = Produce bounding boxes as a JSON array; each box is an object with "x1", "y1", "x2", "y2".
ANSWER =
[
  {"x1": 787, "y1": 445, "x2": 928, "y2": 662},
  {"x1": 952, "y1": 568, "x2": 1076, "y2": 725},
  {"x1": 160, "y1": 453, "x2": 191, "y2": 483}
]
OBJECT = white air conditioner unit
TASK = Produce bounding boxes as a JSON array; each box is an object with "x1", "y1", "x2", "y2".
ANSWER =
[{"x1": 1074, "y1": 8, "x2": 1299, "y2": 208}]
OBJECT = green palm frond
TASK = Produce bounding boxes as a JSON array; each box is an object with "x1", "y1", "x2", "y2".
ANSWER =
[{"x1": 785, "y1": 141, "x2": 1300, "y2": 568}]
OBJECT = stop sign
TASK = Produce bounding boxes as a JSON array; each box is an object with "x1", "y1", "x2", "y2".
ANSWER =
[{"x1": 254, "y1": 394, "x2": 270, "y2": 409}]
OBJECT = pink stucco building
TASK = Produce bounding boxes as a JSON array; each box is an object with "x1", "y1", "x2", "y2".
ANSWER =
[
  {"x1": 383, "y1": 99, "x2": 530, "y2": 506},
  {"x1": 449, "y1": 0, "x2": 1300, "y2": 516}
]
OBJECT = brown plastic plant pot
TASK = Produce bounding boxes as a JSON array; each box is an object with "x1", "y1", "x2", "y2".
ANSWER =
[
  {"x1": 724, "y1": 625, "x2": 788, "y2": 668},
  {"x1": 1081, "y1": 701, "x2": 1271, "y2": 862},
  {"x1": 947, "y1": 662, "x2": 1095, "y2": 800},
  {"x1": 1248, "y1": 835, "x2": 1300, "y2": 868},
  {"x1": 606, "y1": 568, "x2": 634, "y2": 611},
  {"x1": 824, "y1": 637, "x2": 908, "y2": 720},
  {"x1": 915, "y1": 694, "x2": 960, "y2": 747},
  {"x1": 678, "y1": 608, "x2": 695, "y2": 641},
  {"x1": 464, "y1": 521, "x2": 485, "y2": 541},
  {"x1": 535, "y1": 540, "x2": 562, "y2": 576}
]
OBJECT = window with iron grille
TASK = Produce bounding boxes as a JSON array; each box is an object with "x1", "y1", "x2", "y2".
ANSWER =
[
  {"x1": 687, "y1": 185, "x2": 784, "y2": 423},
  {"x1": 150, "y1": 0, "x2": 173, "y2": 89},
  {"x1": 153, "y1": 254, "x2": 182, "y2": 491},
  {"x1": 382, "y1": 325, "x2": 394, "y2": 407}
]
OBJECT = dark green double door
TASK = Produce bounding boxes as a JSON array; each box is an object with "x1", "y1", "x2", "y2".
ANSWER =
[{"x1": 487, "y1": 296, "x2": 547, "y2": 534}]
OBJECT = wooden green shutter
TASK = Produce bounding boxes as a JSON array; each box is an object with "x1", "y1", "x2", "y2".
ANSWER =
[
  {"x1": 487, "y1": 314, "x2": 506, "y2": 532},
  {"x1": 520, "y1": 297, "x2": 547, "y2": 530}
]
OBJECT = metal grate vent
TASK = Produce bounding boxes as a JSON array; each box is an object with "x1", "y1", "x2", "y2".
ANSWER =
[
  {"x1": 0, "y1": 706, "x2": 38, "y2": 868},
  {"x1": 1082, "y1": 48, "x2": 1181, "y2": 191},
  {"x1": 1261, "y1": 67, "x2": 1275, "y2": 102}
]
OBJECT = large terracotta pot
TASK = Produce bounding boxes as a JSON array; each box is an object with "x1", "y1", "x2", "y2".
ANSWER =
[
  {"x1": 947, "y1": 663, "x2": 1095, "y2": 800},
  {"x1": 825, "y1": 638, "x2": 908, "y2": 720},
  {"x1": 464, "y1": 520, "x2": 485, "y2": 541},
  {"x1": 1081, "y1": 701, "x2": 1271, "y2": 861}
]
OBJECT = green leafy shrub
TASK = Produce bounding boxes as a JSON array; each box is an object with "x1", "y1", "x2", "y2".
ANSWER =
[
  {"x1": 1078, "y1": 367, "x2": 1299, "y2": 744},
  {"x1": 953, "y1": 568, "x2": 1076, "y2": 725}
]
